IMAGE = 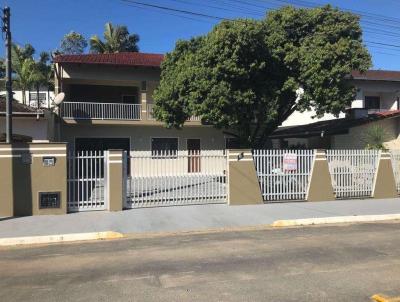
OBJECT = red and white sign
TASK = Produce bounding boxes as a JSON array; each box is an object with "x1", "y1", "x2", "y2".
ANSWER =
[{"x1": 283, "y1": 153, "x2": 297, "y2": 171}]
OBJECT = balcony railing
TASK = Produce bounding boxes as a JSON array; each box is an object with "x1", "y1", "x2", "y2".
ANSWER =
[
  {"x1": 60, "y1": 102, "x2": 142, "y2": 120},
  {"x1": 146, "y1": 103, "x2": 201, "y2": 122}
]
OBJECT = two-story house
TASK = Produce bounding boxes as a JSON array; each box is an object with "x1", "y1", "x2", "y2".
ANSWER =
[
  {"x1": 54, "y1": 52, "x2": 232, "y2": 155},
  {"x1": 272, "y1": 70, "x2": 400, "y2": 149}
]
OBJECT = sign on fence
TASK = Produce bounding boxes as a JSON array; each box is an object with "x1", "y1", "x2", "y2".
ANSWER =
[{"x1": 283, "y1": 153, "x2": 297, "y2": 171}]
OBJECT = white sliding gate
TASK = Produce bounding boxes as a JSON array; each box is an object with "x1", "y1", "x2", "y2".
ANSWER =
[
  {"x1": 67, "y1": 151, "x2": 107, "y2": 212},
  {"x1": 253, "y1": 150, "x2": 315, "y2": 202},
  {"x1": 326, "y1": 150, "x2": 380, "y2": 199},
  {"x1": 125, "y1": 150, "x2": 227, "y2": 208}
]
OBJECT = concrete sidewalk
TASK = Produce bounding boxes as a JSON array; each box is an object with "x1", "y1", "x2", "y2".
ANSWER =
[{"x1": 1, "y1": 198, "x2": 400, "y2": 239}]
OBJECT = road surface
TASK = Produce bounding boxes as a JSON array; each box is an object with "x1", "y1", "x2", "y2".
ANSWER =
[{"x1": 1, "y1": 222, "x2": 400, "y2": 301}]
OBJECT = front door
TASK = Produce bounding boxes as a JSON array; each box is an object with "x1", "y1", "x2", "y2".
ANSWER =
[{"x1": 187, "y1": 139, "x2": 201, "y2": 173}]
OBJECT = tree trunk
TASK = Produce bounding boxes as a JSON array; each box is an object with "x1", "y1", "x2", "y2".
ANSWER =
[
  {"x1": 22, "y1": 88, "x2": 26, "y2": 105},
  {"x1": 36, "y1": 84, "x2": 40, "y2": 110}
]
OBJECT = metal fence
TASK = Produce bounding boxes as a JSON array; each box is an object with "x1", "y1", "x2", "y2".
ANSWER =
[
  {"x1": 125, "y1": 150, "x2": 227, "y2": 208},
  {"x1": 61, "y1": 102, "x2": 142, "y2": 120},
  {"x1": 390, "y1": 150, "x2": 400, "y2": 193},
  {"x1": 253, "y1": 150, "x2": 315, "y2": 202},
  {"x1": 67, "y1": 151, "x2": 107, "y2": 212},
  {"x1": 326, "y1": 150, "x2": 380, "y2": 199}
]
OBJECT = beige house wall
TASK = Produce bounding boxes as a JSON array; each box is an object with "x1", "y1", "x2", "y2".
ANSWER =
[
  {"x1": 331, "y1": 118, "x2": 400, "y2": 150},
  {"x1": 61, "y1": 124, "x2": 228, "y2": 151},
  {"x1": 0, "y1": 117, "x2": 50, "y2": 141}
]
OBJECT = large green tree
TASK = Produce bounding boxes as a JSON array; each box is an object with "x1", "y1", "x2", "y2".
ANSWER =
[
  {"x1": 89, "y1": 22, "x2": 139, "y2": 53},
  {"x1": 153, "y1": 5, "x2": 371, "y2": 148},
  {"x1": 59, "y1": 31, "x2": 88, "y2": 54}
]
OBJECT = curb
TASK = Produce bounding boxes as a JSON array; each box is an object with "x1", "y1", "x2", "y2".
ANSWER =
[
  {"x1": 371, "y1": 294, "x2": 400, "y2": 302},
  {"x1": 271, "y1": 214, "x2": 400, "y2": 227},
  {"x1": 0, "y1": 231, "x2": 124, "y2": 247}
]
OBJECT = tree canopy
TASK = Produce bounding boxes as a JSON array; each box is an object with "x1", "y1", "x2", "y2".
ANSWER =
[
  {"x1": 59, "y1": 31, "x2": 88, "y2": 54},
  {"x1": 89, "y1": 22, "x2": 140, "y2": 53},
  {"x1": 153, "y1": 5, "x2": 372, "y2": 148}
]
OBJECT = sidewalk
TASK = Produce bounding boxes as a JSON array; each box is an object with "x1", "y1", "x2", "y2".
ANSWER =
[{"x1": 1, "y1": 198, "x2": 400, "y2": 239}]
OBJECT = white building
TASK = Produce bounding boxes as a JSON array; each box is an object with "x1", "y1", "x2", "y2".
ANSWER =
[
  {"x1": 0, "y1": 86, "x2": 55, "y2": 109},
  {"x1": 282, "y1": 70, "x2": 400, "y2": 127}
]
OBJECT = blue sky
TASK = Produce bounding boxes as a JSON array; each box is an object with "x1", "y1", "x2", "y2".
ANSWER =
[{"x1": 1, "y1": 0, "x2": 400, "y2": 70}]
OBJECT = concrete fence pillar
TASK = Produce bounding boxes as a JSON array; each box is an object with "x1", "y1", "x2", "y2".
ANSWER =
[
  {"x1": 306, "y1": 149, "x2": 335, "y2": 202},
  {"x1": 0, "y1": 145, "x2": 14, "y2": 217},
  {"x1": 0, "y1": 143, "x2": 67, "y2": 217},
  {"x1": 105, "y1": 150, "x2": 124, "y2": 211},
  {"x1": 227, "y1": 149, "x2": 263, "y2": 205},
  {"x1": 372, "y1": 151, "x2": 397, "y2": 199}
]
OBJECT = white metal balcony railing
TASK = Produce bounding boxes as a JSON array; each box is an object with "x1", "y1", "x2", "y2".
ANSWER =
[
  {"x1": 60, "y1": 102, "x2": 142, "y2": 120},
  {"x1": 146, "y1": 103, "x2": 201, "y2": 122}
]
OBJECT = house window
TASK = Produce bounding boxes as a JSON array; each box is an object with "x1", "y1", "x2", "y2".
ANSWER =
[
  {"x1": 141, "y1": 81, "x2": 147, "y2": 92},
  {"x1": 364, "y1": 96, "x2": 380, "y2": 110},
  {"x1": 151, "y1": 138, "x2": 178, "y2": 157},
  {"x1": 29, "y1": 92, "x2": 47, "y2": 107},
  {"x1": 225, "y1": 137, "x2": 241, "y2": 149}
]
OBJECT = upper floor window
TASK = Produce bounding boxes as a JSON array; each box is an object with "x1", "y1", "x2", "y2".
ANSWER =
[{"x1": 364, "y1": 96, "x2": 380, "y2": 109}]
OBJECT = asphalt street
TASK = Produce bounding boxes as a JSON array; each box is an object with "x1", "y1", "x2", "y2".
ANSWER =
[{"x1": 1, "y1": 222, "x2": 400, "y2": 302}]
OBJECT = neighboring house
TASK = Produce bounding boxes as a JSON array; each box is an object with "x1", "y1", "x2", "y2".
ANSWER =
[
  {"x1": 53, "y1": 52, "x2": 233, "y2": 154},
  {"x1": 281, "y1": 70, "x2": 400, "y2": 127},
  {"x1": 272, "y1": 70, "x2": 400, "y2": 149},
  {"x1": 0, "y1": 86, "x2": 55, "y2": 109},
  {"x1": 0, "y1": 97, "x2": 53, "y2": 142}
]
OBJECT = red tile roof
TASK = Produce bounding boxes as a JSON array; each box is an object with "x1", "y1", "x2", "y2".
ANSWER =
[
  {"x1": 375, "y1": 109, "x2": 400, "y2": 117},
  {"x1": 0, "y1": 97, "x2": 38, "y2": 113},
  {"x1": 54, "y1": 52, "x2": 164, "y2": 68},
  {"x1": 351, "y1": 70, "x2": 400, "y2": 82}
]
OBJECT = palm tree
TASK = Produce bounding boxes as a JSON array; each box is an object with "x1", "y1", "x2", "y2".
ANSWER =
[
  {"x1": 89, "y1": 22, "x2": 139, "y2": 53},
  {"x1": 11, "y1": 44, "x2": 36, "y2": 105}
]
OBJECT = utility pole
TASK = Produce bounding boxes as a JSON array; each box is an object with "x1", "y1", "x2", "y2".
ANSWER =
[{"x1": 2, "y1": 7, "x2": 12, "y2": 143}]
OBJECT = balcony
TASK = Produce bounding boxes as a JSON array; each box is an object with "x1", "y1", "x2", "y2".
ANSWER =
[
  {"x1": 60, "y1": 102, "x2": 142, "y2": 120},
  {"x1": 146, "y1": 103, "x2": 201, "y2": 122},
  {"x1": 60, "y1": 101, "x2": 202, "y2": 124}
]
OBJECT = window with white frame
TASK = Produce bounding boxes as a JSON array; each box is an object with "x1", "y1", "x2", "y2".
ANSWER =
[{"x1": 29, "y1": 92, "x2": 47, "y2": 107}]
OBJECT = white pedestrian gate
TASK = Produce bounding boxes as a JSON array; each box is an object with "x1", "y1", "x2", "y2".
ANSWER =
[
  {"x1": 125, "y1": 150, "x2": 227, "y2": 208},
  {"x1": 67, "y1": 151, "x2": 107, "y2": 212},
  {"x1": 253, "y1": 150, "x2": 315, "y2": 202},
  {"x1": 326, "y1": 150, "x2": 380, "y2": 199},
  {"x1": 390, "y1": 150, "x2": 400, "y2": 193}
]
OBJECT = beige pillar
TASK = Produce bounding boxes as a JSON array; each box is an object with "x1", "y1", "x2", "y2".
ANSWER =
[
  {"x1": 306, "y1": 149, "x2": 335, "y2": 202},
  {"x1": 0, "y1": 143, "x2": 67, "y2": 217},
  {"x1": 106, "y1": 150, "x2": 124, "y2": 211},
  {"x1": 372, "y1": 151, "x2": 398, "y2": 199},
  {"x1": 0, "y1": 144, "x2": 14, "y2": 217},
  {"x1": 141, "y1": 91, "x2": 147, "y2": 120},
  {"x1": 227, "y1": 149, "x2": 263, "y2": 205}
]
